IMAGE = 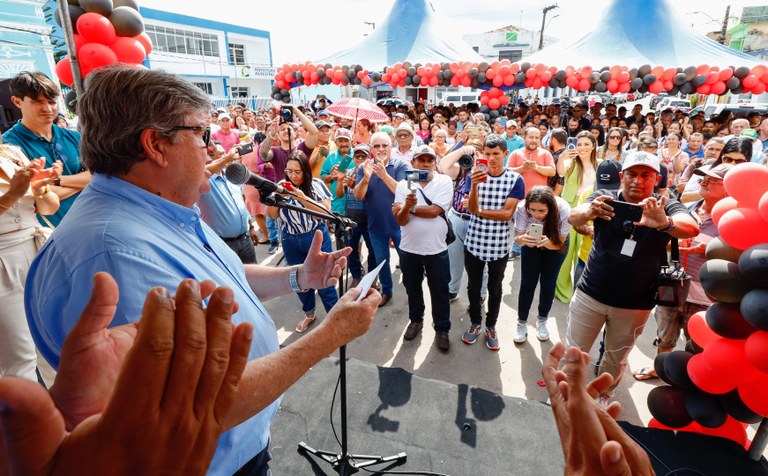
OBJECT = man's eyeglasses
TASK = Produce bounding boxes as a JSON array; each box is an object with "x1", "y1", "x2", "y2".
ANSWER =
[
  {"x1": 170, "y1": 125, "x2": 211, "y2": 146},
  {"x1": 354, "y1": 153, "x2": 369, "y2": 158},
  {"x1": 699, "y1": 177, "x2": 724, "y2": 186},
  {"x1": 396, "y1": 133, "x2": 411, "y2": 139}
]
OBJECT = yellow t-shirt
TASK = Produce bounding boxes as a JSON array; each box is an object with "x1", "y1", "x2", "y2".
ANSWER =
[{"x1": 577, "y1": 187, "x2": 594, "y2": 263}]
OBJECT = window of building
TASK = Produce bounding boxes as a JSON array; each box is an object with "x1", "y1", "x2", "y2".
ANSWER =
[
  {"x1": 228, "y1": 43, "x2": 246, "y2": 65},
  {"x1": 472, "y1": 46, "x2": 479, "y2": 53},
  {"x1": 230, "y1": 86, "x2": 249, "y2": 98},
  {"x1": 193, "y1": 82, "x2": 213, "y2": 95},
  {"x1": 145, "y1": 24, "x2": 220, "y2": 57},
  {"x1": 498, "y1": 50, "x2": 522, "y2": 62}
]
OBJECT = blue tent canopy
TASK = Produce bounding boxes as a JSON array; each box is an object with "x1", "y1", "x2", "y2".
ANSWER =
[
  {"x1": 525, "y1": 0, "x2": 765, "y2": 69},
  {"x1": 317, "y1": 0, "x2": 484, "y2": 69}
]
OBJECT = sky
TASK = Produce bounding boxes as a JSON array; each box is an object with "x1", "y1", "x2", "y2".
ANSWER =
[{"x1": 144, "y1": 0, "x2": 755, "y2": 64}]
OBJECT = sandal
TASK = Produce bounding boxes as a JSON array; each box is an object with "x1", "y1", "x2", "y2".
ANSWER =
[
  {"x1": 632, "y1": 367, "x2": 658, "y2": 381},
  {"x1": 295, "y1": 313, "x2": 316, "y2": 333},
  {"x1": 258, "y1": 238, "x2": 270, "y2": 244}
]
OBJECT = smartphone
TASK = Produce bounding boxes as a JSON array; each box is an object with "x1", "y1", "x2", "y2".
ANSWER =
[
  {"x1": 238, "y1": 142, "x2": 254, "y2": 155},
  {"x1": 475, "y1": 157, "x2": 488, "y2": 182},
  {"x1": 405, "y1": 170, "x2": 428, "y2": 190},
  {"x1": 529, "y1": 223, "x2": 543, "y2": 241},
  {"x1": 338, "y1": 154, "x2": 353, "y2": 173},
  {"x1": 566, "y1": 137, "x2": 578, "y2": 150},
  {"x1": 609, "y1": 200, "x2": 643, "y2": 222}
]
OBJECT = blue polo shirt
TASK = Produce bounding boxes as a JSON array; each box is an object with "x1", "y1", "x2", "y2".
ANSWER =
[
  {"x1": 505, "y1": 134, "x2": 524, "y2": 153},
  {"x1": 3, "y1": 122, "x2": 82, "y2": 226},
  {"x1": 198, "y1": 172, "x2": 250, "y2": 238},
  {"x1": 25, "y1": 173, "x2": 280, "y2": 476},
  {"x1": 320, "y1": 150, "x2": 352, "y2": 214},
  {"x1": 356, "y1": 158, "x2": 409, "y2": 235}
]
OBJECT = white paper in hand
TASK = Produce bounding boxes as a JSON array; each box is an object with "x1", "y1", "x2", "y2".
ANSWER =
[{"x1": 355, "y1": 260, "x2": 386, "y2": 302}]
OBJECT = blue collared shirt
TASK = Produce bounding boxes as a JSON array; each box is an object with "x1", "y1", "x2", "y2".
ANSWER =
[
  {"x1": 198, "y1": 172, "x2": 250, "y2": 238},
  {"x1": 25, "y1": 173, "x2": 279, "y2": 476},
  {"x1": 2, "y1": 122, "x2": 82, "y2": 226}
]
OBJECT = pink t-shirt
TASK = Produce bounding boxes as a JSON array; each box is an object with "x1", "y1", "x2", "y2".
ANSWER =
[
  {"x1": 211, "y1": 129, "x2": 240, "y2": 152},
  {"x1": 505, "y1": 147, "x2": 555, "y2": 193}
]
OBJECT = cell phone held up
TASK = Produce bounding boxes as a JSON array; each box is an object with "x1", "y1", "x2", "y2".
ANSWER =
[
  {"x1": 405, "y1": 170, "x2": 429, "y2": 190},
  {"x1": 475, "y1": 157, "x2": 488, "y2": 182},
  {"x1": 528, "y1": 223, "x2": 543, "y2": 241},
  {"x1": 609, "y1": 199, "x2": 643, "y2": 223},
  {"x1": 238, "y1": 142, "x2": 254, "y2": 155},
  {"x1": 566, "y1": 137, "x2": 578, "y2": 150}
]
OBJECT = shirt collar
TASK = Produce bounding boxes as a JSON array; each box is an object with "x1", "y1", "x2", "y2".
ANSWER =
[
  {"x1": 89, "y1": 173, "x2": 201, "y2": 229},
  {"x1": 13, "y1": 121, "x2": 56, "y2": 143}
]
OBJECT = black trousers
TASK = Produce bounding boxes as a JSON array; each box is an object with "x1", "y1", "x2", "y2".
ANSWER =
[
  {"x1": 234, "y1": 446, "x2": 271, "y2": 475},
  {"x1": 222, "y1": 232, "x2": 257, "y2": 264},
  {"x1": 464, "y1": 250, "x2": 508, "y2": 328}
]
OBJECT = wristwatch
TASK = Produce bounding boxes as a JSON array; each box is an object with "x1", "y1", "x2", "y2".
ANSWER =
[
  {"x1": 289, "y1": 265, "x2": 309, "y2": 293},
  {"x1": 659, "y1": 216, "x2": 675, "y2": 233}
]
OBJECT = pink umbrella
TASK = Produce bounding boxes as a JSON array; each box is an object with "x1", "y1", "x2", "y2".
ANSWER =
[{"x1": 324, "y1": 97, "x2": 389, "y2": 123}]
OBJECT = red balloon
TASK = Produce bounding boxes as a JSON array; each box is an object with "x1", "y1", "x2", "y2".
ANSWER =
[
  {"x1": 276, "y1": 80, "x2": 286, "y2": 89},
  {"x1": 461, "y1": 76, "x2": 471, "y2": 87},
  {"x1": 579, "y1": 66, "x2": 593, "y2": 78},
  {"x1": 480, "y1": 95, "x2": 489, "y2": 105},
  {"x1": 499, "y1": 65, "x2": 511, "y2": 77},
  {"x1": 719, "y1": 68, "x2": 734, "y2": 81},
  {"x1": 532, "y1": 77, "x2": 543, "y2": 89},
  {"x1": 618, "y1": 71, "x2": 631, "y2": 84},
  {"x1": 311, "y1": 72, "x2": 319, "y2": 83},
  {"x1": 78, "y1": 42, "x2": 118, "y2": 71},
  {"x1": 55, "y1": 57, "x2": 74, "y2": 87},
  {"x1": 753, "y1": 82, "x2": 766, "y2": 95},
  {"x1": 688, "y1": 352, "x2": 738, "y2": 394},
  {"x1": 499, "y1": 94, "x2": 510, "y2": 105},
  {"x1": 503, "y1": 74, "x2": 515, "y2": 87},
  {"x1": 510, "y1": 63, "x2": 520, "y2": 74},
  {"x1": 697, "y1": 84, "x2": 711, "y2": 95},
  {"x1": 743, "y1": 74, "x2": 759, "y2": 89},
  {"x1": 525, "y1": 68, "x2": 536, "y2": 79},
  {"x1": 492, "y1": 75, "x2": 504, "y2": 87},
  {"x1": 77, "y1": 13, "x2": 116, "y2": 45},
  {"x1": 688, "y1": 311, "x2": 719, "y2": 348},
  {"x1": 429, "y1": 76, "x2": 438, "y2": 87},
  {"x1": 745, "y1": 330, "x2": 768, "y2": 374},
  {"x1": 704, "y1": 338, "x2": 759, "y2": 382},
  {"x1": 759, "y1": 190, "x2": 768, "y2": 223},
  {"x1": 578, "y1": 78, "x2": 590, "y2": 91},
  {"x1": 663, "y1": 80, "x2": 674, "y2": 91},
  {"x1": 662, "y1": 67, "x2": 676, "y2": 81},
  {"x1": 488, "y1": 98, "x2": 500, "y2": 110},
  {"x1": 73, "y1": 34, "x2": 87, "y2": 55},
  {"x1": 697, "y1": 416, "x2": 749, "y2": 448},
  {"x1": 110, "y1": 36, "x2": 146, "y2": 64},
  {"x1": 135, "y1": 32, "x2": 153, "y2": 55},
  {"x1": 712, "y1": 196, "x2": 739, "y2": 227},
  {"x1": 752, "y1": 64, "x2": 768, "y2": 77},
  {"x1": 486, "y1": 69, "x2": 496, "y2": 80},
  {"x1": 566, "y1": 75, "x2": 579, "y2": 88},
  {"x1": 724, "y1": 163, "x2": 768, "y2": 207},
  {"x1": 696, "y1": 64, "x2": 710, "y2": 75},
  {"x1": 739, "y1": 372, "x2": 768, "y2": 417},
  {"x1": 648, "y1": 81, "x2": 663, "y2": 94},
  {"x1": 541, "y1": 71, "x2": 552, "y2": 82},
  {"x1": 284, "y1": 72, "x2": 294, "y2": 83},
  {"x1": 534, "y1": 63, "x2": 546, "y2": 75},
  {"x1": 718, "y1": 208, "x2": 768, "y2": 251},
  {"x1": 710, "y1": 81, "x2": 727, "y2": 95},
  {"x1": 488, "y1": 87, "x2": 500, "y2": 98},
  {"x1": 450, "y1": 77, "x2": 459, "y2": 87},
  {"x1": 607, "y1": 79, "x2": 619, "y2": 92},
  {"x1": 706, "y1": 72, "x2": 720, "y2": 85},
  {"x1": 618, "y1": 82, "x2": 631, "y2": 93}
]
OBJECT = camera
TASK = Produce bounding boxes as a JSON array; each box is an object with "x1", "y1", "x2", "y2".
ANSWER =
[
  {"x1": 280, "y1": 107, "x2": 294, "y2": 123},
  {"x1": 458, "y1": 154, "x2": 474, "y2": 170},
  {"x1": 405, "y1": 170, "x2": 429, "y2": 190}
]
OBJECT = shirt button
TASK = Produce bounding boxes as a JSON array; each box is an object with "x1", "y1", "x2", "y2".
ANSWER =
[
  {"x1": 179, "y1": 223, "x2": 185, "y2": 229},
  {"x1": 14, "y1": 218, "x2": 21, "y2": 223}
]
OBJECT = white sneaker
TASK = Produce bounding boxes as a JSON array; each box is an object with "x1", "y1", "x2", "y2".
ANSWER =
[
  {"x1": 536, "y1": 319, "x2": 550, "y2": 341},
  {"x1": 513, "y1": 321, "x2": 527, "y2": 343}
]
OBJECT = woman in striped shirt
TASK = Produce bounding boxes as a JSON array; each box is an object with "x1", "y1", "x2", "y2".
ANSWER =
[{"x1": 266, "y1": 151, "x2": 338, "y2": 333}]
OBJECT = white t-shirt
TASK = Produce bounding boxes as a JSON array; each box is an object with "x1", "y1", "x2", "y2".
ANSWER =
[{"x1": 394, "y1": 173, "x2": 453, "y2": 255}]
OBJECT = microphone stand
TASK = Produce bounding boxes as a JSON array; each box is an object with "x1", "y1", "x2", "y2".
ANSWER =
[{"x1": 262, "y1": 193, "x2": 407, "y2": 475}]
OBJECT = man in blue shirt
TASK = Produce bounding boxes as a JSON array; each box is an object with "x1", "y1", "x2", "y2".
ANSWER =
[
  {"x1": 198, "y1": 141, "x2": 257, "y2": 264},
  {"x1": 320, "y1": 127, "x2": 353, "y2": 214},
  {"x1": 504, "y1": 120, "x2": 524, "y2": 153},
  {"x1": 2, "y1": 71, "x2": 90, "y2": 226},
  {"x1": 24, "y1": 67, "x2": 380, "y2": 476},
  {"x1": 354, "y1": 132, "x2": 409, "y2": 307}
]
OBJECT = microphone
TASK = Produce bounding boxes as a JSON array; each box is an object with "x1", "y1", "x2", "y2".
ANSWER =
[{"x1": 225, "y1": 162, "x2": 288, "y2": 195}]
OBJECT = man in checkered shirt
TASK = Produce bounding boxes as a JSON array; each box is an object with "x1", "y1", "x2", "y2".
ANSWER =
[{"x1": 461, "y1": 134, "x2": 526, "y2": 350}]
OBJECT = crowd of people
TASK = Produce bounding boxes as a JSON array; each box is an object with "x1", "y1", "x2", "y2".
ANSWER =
[{"x1": 0, "y1": 66, "x2": 764, "y2": 474}]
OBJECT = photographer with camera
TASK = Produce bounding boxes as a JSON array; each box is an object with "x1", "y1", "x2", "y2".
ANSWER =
[
  {"x1": 393, "y1": 146, "x2": 454, "y2": 351},
  {"x1": 565, "y1": 151, "x2": 698, "y2": 403},
  {"x1": 438, "y1": 138, "x2": 489, "y2": 304},
  {"x1": 259, "y1": 104, "x2": 318, "y2": 254}
]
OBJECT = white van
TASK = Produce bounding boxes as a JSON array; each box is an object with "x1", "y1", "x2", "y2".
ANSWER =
[{"x1": 442, "y1": 92, "x2": 482, "y2": 107}]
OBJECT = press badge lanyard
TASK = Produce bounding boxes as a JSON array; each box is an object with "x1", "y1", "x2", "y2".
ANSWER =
[{"x1": 620, "y1": 223, "x2": 637, "y2": 257}]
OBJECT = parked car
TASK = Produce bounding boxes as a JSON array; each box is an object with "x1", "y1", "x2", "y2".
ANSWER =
[
  {"x1": 659, "y1": 99, "x2": 692, "y2": 114},
  {"x1": 650, "y1": 93, "x2": 668, "y2": 110},
  {"x1": 704, "y1": 103, "x2": 768, "y2": 120},
  {"x1": 441, "y1": 92, "x2": 482, "y2": 106},
  {"x1": 376, "y1": 97, "x2": 405, "y2": 108}
]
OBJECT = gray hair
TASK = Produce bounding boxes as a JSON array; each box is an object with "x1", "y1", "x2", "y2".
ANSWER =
[
  {"x1": 79, "y1": 67, "x2": 210, "y2": 176},
  {"x1": 370, "y1": 131, "x2": 391, "y2": 145}
]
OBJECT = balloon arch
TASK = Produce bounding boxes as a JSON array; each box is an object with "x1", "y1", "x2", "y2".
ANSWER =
[{"x1": 272, "y1": 60, "x2": 768, "y2": 109}]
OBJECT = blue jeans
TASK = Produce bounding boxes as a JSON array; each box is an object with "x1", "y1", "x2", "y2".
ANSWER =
[
  {"x1": 368, "y1": 229, "x2": 402, "y2": 297},
  {"x1": 400, "y1": 249, "x2": 451, "y2": 333},
  {"x1": 266, "y1": 215, "x2": 279, "y2": 244},
  {"x1": 447, "y1": 209, "x2": 488, "y2": 297},
  {"x1": 517, "y1": 242, "x2": 568, "y2": 322},
  {"x1": 281, "y1": 225, "x2": 338, "y2": 314},
  {"x1": 345, "y1": 220, "x2": 376, "y2": 280}
]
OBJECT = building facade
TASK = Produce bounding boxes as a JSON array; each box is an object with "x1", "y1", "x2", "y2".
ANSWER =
[
  {"x1": 0, "y1": 0, "x2": 55, "y2": 131},
  {"x1": 140, "y1": 8, "x2": 275, "y2": 105},
  {"x1": 463, "y1": 25, "x2": 556, "y2": 64},
  {"x1": 727, "y1": 6, "x2": 768, "y2": 60}
]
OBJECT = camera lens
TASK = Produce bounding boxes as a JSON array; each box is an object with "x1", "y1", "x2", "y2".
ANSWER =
[{"x1": 458, "y1": 154, "x2": 474, "y2": 169}]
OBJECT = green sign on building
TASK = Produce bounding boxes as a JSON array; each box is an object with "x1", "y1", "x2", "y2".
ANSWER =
[{"x1": 505, "y1": 32, "x2": 518, "y2": 42}]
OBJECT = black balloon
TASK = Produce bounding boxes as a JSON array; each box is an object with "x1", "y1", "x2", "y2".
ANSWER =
[
  {"x1": 684, "y1": 339, "x2": 703, "y2": 354},
  {"x1": 654, "y1": 352, "x2": 672, "y2": 384},
  {"x1": 595, "y1": 82, "x2": 607, "y2": 93},
  {"x1": 558, "y1": 79, "x2": 567, "y2": 89},
  {"x1": 629, "y1": 67, "x2": 638, "y2": 79},
  {"x1": 478, "y1": 62, "x2": 489, "y2": 72},
  {"x1": 64, "y1": 89, "x2": 77, "y2": 115},
  {"x1": 279, "y1": 88, "x2": 289, "y2": 96},
  {"x1": 478, "y1": 72, "x2": 487, "y2": 83},
  {"x1": 54, "y1": 5, "x2": 85, "y2": 30},
  {"x1": 113, "y1": 0, "x2": 138, "y2": 9},
  {"x1": 663, "y1": 351, "x2": 696, "y2": 390},
  {"x1": 630, "y1": 77, "x2": 643, "y2": 90},
  {"x1": 706, "y1": 237, "x2": 743, "y2": 263},
  {"x1": 700, "y1": 259, "x2": 752, "y2": 303},
  {"x1": 371, "y1": 72, "x2": 380, "y2": 81},
  {"x1": 741, "y1": 289, "x2": 768, "y2": 331},
  {"x1": 403, "y1": 61, "x2": 412, "y2": 69},
  {"x1": 407, "y1": 66, "x2": 416, "y2": 76},
  {"x1": 590, "y1": 72, "x2": 600, "y2": 84},
  {"x1": 683, "y1": 66, "x2": 697, "y2": 80},
  {"x1": 706, "y1": 302, "x2": 757, "y2": 339},
  {"x1": 738, "y1": 244, "x2": 768, "y2": 286},
  {"x1": 675, "y1": 84, "x2": 687, "y2": 95},
  {"x1": 354, "y1": 64, "x2": 363, "y2": 72},
  {"x1": 600, "y1": 71, "x2": 612, "y2": 82},
  {"x1": 271, "y1": 84, "x2": 280, "y2": 94},
  {"x1": 734, "y1": 66, "x2": 751, "y2": 79},
  {"x1": 480, "y1": 105, "x2": 490, "y2": 114},
  {"x1": 639, "y1": 84, "x2": 649, "y2": 93},
  {"x1": 548, "y1": 78, "x2": 559, "y2": 88},
  {"x1": 719, "y1": 389, "x2": 763, "y2": 424},
  {"x1": 691, "y1": 75, "x2": 707, "y2": 87},
  {"x1": 638, "y1": 64, "x2": 652, "y2": 77},
  {"x1": 521, "y1": 62, "x2": 531, "y2": 72},
  {"x1": 489, "y1": 109, "x2": 499, "y2": 119},
  {"x1": 648, "y1": 386, "x2": 693, "y2": 428},
  {"x1": 79, "y1": 0, "x2": 112, "y2": 15},
  {"x1": 555, "y1": 69, "x2": 566, "y2": 80},
  {"x1": 347, "y1": 69, "x2": 356, "y2": 79},
  {"x1": 686, "y1": 391, "x2": 727, "y2": 428},
  {"x1": 673, "y1": 73, "x2": 687, "y2": 86},
  {"x1": 470, "y1": 78, "x2": 480, "y2": 89},
  {"x1": 412, "y1": 74, "x2": 421, "y2": 86},
  {"x1": 643, "y1": 74, "x2": 656, "y2": 85},
  {"x1": 515, "y1": 72, "x2": 526, "y2": 84},
  {"x1": 272, "y1": 92, "x2": 282, "y2": 100},
  {"x1": 483, "y1": 113, "x2": 490, "y2": 122},
  {"x1": 731, "y1": 85, "x2": 744, "y2": 94},
  {"x1": 468, "y1": 68, "x2": 478, "y2": 79},
  {"x1": 726, "y1": 77, "x2": 741, "y2": 90},
  {"x1": 443, "y1": 70, "x2": 453, "y2": 80},
  {"x1": 109, "y1": 6, "x2": 144, "y2": 37},
  {"x1": 403, "y1": 76, "x2": 412, "y2": 86}
]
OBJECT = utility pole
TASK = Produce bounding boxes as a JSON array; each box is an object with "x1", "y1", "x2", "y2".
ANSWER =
[
  {"x1": 720, "y1": 5, "x2": 730, "y2": 45},
  {"x1": 539, "y1": 4, "x2": 558, "y2": 50}
]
